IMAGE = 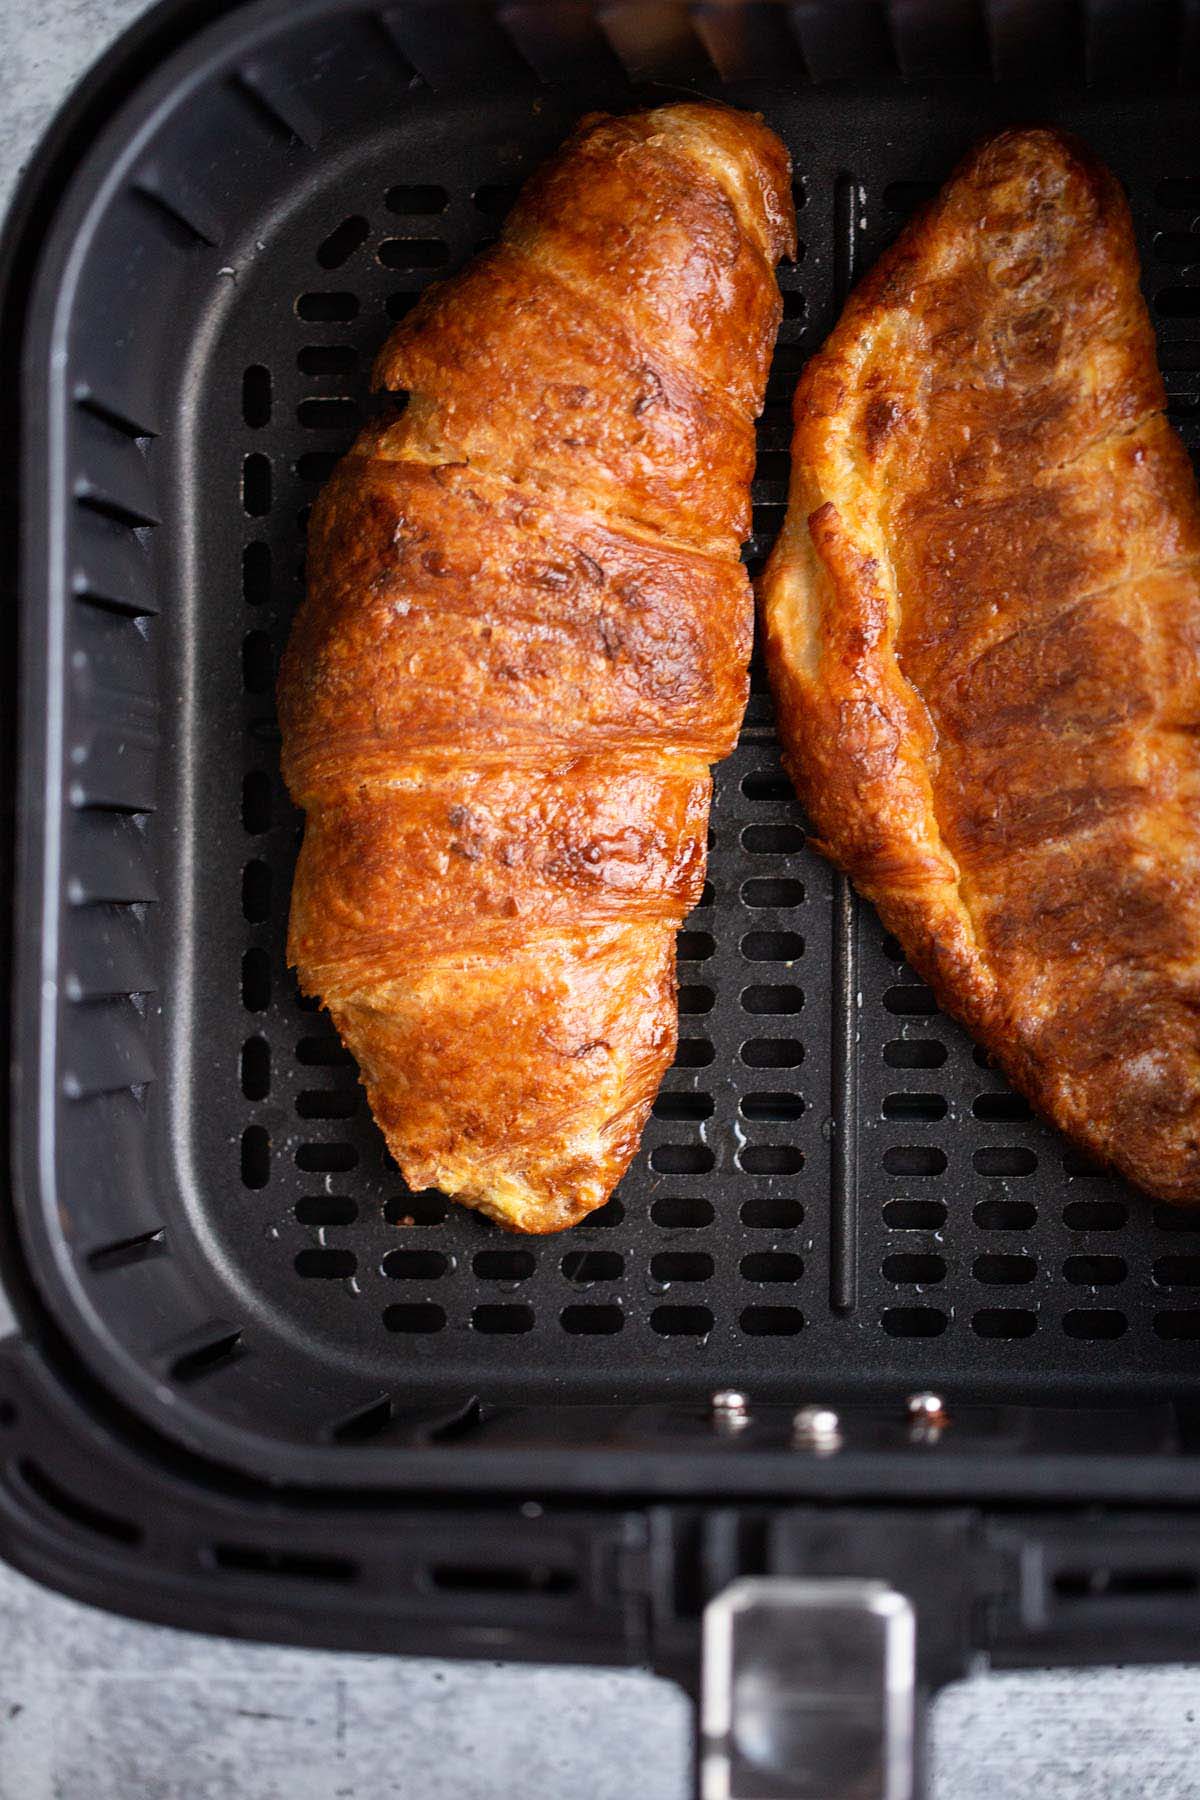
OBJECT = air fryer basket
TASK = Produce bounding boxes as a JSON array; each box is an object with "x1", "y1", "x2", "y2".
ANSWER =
[{"x1": 6, "y1": 0, "x2": 1200, "y2": 1776}]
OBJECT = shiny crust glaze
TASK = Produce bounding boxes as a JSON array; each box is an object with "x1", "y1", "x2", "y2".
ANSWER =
[
  {"x1": 762, "y1": 128, "x2": 1200, "y2": 1204},
  {"x1": 280, "y1": 104, "x2": 793, "y2": 1232}
]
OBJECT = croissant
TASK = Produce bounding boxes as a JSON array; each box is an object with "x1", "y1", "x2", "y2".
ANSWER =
[
  {"x1": 762, "y1": 129, "x2": 1200, "y2": 1203},
  {"x1": 279, "y1": 104, "x2": 793, "y2": 1232}
]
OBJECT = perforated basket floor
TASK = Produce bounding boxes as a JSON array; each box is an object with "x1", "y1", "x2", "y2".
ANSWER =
[
  {"x1": 186, "y1": 81, "x2": 1200, "y2": 1409},
  {"x1": 18, "y1": 0, "x2": 1200, "y2": 1463}
]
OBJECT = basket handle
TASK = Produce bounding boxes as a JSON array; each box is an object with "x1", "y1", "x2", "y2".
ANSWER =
[{"x1": 699, "y1": 1577, "x2": 919, "y2": 1800}]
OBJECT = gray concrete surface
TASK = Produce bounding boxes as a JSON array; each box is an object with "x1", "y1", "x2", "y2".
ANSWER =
[
  {"x1": 3, "y1": 1, "x2": 1199, "y2": 1794},
  {"x1": 0, "y1": 1563, "x2": 693, "y2": 1800},
  {"x1": 1, "y1": 1552, "x2": 1199, "y2": 1800}
]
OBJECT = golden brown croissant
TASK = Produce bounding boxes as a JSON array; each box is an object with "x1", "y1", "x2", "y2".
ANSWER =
[
  {"x1": 762, "y1": 128, "x2": 1200, "y2": 1204},
  {"x1": 279, "y1": 104, "x2": 793, "y2": 1233}
]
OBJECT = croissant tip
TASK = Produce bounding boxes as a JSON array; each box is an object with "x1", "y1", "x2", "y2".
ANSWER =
[{"x1": 389, "y1": 1140, "x2": 621, "y2": 1235}]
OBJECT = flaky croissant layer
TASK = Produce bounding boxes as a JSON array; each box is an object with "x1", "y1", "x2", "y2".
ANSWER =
[
  {"x1": 280, "y1": 104, "x2": 793, "y2": 1231},
  {"x1": 762, "y1": 129, "x2": 1200, "y2": 1204}
]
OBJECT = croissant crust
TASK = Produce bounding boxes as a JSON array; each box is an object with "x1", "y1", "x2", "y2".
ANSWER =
[
  {"x1": 762, "y1": 129, "x2": 1200, "y2": 1204},
  {"x1": 280, "y1": 104, "x2": 793, "y2": 1230}
]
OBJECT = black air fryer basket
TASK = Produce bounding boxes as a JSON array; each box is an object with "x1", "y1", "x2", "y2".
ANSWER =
[{"x1": 5, "y1": 1, "x2": 1200, "y2": 1793}]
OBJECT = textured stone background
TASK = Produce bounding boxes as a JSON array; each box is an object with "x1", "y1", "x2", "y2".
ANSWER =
[{"x1": 2, "y1": 1, "x2": 1197, "y2": 1793}]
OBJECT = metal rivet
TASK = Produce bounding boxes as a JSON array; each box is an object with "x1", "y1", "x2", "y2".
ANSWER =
[
  {"x1": 906, "y1": 1391, "x2": 948, "y2": 1442},
  {"x1": 711, "y1": 1389, "x2": 751, "y2": 1433},
  {"x1": 906, "y1": 1391, "x2": 947, "y2": 1422},
  {"x1": 792, "y1": 1405, "x2": 842, "y2": 1451}
]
